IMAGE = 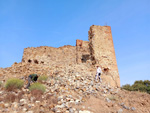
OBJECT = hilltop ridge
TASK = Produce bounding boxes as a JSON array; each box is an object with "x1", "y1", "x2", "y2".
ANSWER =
[
  {"x1": 0, "y1": 25, "x2": 149, "y2": 112},
  {"x1": 0, "y1": 25, "x2": 120, "y2": 87}
]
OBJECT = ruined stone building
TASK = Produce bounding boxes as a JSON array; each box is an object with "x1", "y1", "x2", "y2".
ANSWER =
[{"x1": 0, "y1": 25, "x2": 120, "y2": 87}]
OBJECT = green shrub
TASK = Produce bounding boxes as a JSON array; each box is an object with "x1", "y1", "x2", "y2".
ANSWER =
[
  {"x1": 121, "y1": 80, "x2": 150, "y2": 94},
  {"x1": 143, "y1": 80, "x2": 150, "y2": 86},
  {"x1": 121, "y1": 84, "x2": 133, "y2": 91},
  {"x1": 38, "y1": 75, "x2": 48, "y2": 82},
  {"x1": 132, "y1": 83, "x2": 147, "y2": 92},
  {"x1": 29, "y1": 83, "x2": 46, "y2": 93},
  {"x1": 147, "y1": 86, "x2": 150, "y2": 94},
  {"x1": 5, "y1": 78, "x2": 24, "y2": 91}
]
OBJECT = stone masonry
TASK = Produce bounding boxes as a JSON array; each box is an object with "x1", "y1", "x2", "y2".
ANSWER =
[
  {"x1": 88, "y1": 25, "x2": 120, "y2": 87},
  {"x1": 0, "y1": 25, "x2": 120, "y2": 87}
]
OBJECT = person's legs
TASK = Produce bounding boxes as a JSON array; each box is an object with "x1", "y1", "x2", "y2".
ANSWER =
[
  {"x1": 95, "y1": 73, "x2": 98, "y2": 81},
  {"x1": 98, "y1": 73, "x2": 101, "y2": 82},
  {"x1": 26, "y1": 76, "x2": 32, "y2": 88}
]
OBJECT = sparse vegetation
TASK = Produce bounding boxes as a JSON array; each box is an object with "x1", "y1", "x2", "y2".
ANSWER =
[
  {"x1": 107, "y1": 95, "x2": 118, "y2": 101},
  {"x1": 29, "y1": 82, "x2": 46, "y2": 93},
  {"x1": 31, "y1": 89, "x2": 43, "y2": 101},
  {"x1": 121, "y1": 84, "x2": 133, "y2": 91},
  {"x1": 121, "y1": 80, "x2": 150, "y2": 94},
  {"x1": 2, "y1": 91, "x2": 24, "y2": 102},
  {"x1": 5, "y1": 78, "x2": 24, "y2": 91},
  {"x1": 38, "y1": 75, "x2": 48, "y2": 82}
]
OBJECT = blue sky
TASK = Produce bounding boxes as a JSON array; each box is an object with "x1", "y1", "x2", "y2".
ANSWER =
[{"x1": 0, "y1": 0, "x2": 150, "y2": 86}]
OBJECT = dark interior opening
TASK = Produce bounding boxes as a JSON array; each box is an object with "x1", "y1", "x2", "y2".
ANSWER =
[
  {"x1": 41, "y1": 61, "x2": 44, "y2": 64},
  {"x1": 34, "y1": 59, "x2": 39, "y2": 64},
  {"x1": 104, "y1": 68, "x2": 109, "y2": 72},
  {"x1": 28, "y1": 59, "x2": 32, "y2": 63},
  {"x1": 81, "y1": 54, "x2": 90, "y2": 63}
]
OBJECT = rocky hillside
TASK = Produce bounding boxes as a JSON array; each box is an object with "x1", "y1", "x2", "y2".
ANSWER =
[
  {"x1": 0, "y1": 64, "x2": 150, "y2": 113},
  {"x1": 0, "y1": 25, "x2": 149, "y2": 113}
]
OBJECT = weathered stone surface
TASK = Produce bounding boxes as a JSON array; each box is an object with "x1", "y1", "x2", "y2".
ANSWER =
[
  {"x1": 117, "y1": 109, "x2": 123, "y2": 113},
  {"x1": 88, "y1": 25, "x2": 120, "y2": 87},
  {"x1": 79, "y1": 110, "x2": 92, "y2": 113},
  {"x1": 0, "y1": 65, "x2": 149, "y2": 112}
]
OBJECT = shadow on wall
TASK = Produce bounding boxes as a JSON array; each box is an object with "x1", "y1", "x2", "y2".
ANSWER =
[
  {"x1": 103, "y1": 67, "x2": 109, "y2": 74},
  {"x1": 81, "y1": 54, "x2": 90, "y2": 63}
]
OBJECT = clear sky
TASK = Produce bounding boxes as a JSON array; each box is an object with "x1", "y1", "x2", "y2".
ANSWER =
[{"x1": 0, "y1": 0, "x2": 150, "y2": 86}]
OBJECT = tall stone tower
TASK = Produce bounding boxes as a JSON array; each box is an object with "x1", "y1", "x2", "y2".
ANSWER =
[{"x1": 89, "y1": 25, "x2": 120, "y2": 87}]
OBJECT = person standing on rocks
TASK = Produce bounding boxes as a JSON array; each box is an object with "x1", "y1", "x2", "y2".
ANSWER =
[
  {"x1": 26, "y1": 74, "x2": 39, "y2": 88},
  {"x1": 95, "y1": 66, "x2": 102, "y2": 82}
]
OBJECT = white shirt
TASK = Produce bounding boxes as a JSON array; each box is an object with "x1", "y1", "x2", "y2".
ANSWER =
[{"x1": 97, "y1": 67, "x2": 102, "y2": 74}]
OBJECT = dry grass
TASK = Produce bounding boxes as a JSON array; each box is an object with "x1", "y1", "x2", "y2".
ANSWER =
[
  {"x1": 107, "y1": 94, "x2": 118, "y2": 101},
  {"x1": 3, "y1": 91, "x2": 24, "y2": 102},
  {"x1": 45, "y1": 94, "x2": 58, "y2": 105},
  {"x1": 5, "y1": 78, "x2": 24, "y2": 91},
  {"x1": 29, "y1": 82, "x2": 46, "y2": 93},
  {"x1": 38, "y1": 75, "x2": 48, "y2": 82},
  {"x1": 31, "y1": 89, "x2": 43, "y2": 101}
]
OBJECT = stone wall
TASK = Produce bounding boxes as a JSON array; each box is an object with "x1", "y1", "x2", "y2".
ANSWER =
[
  {"x1": 22, "y1": 40, "x2": 91, "y2": 66},
  {"x1": 76, "y1": 40, "x2": 90, "y2": 64},
  {"x1": 22, "y1": 45, "x2": 76, "y2": 67},
  {"x1": 88, "y1": 25, "x2": 120, "y2": 87}
]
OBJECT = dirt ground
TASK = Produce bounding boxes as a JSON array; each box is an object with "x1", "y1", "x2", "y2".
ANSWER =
[{"x1": 74, "y1": 90, "x2": 150, "y2": 113}]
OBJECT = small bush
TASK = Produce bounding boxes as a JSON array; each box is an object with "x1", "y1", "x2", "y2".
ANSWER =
[
  {"x1": 121, "y1": 80, "x2": 150, "y2": 94},
  {"x1": 5, "y1": 78, "x2": 24, "y2": 91},
  {"x1": 38, "y1": 75, "x2": 48, "y2": 82},
  {"x1": 31, "y1": 89, "x2": 43, "y2": 101},
  {"x1": 29, "y1": 83, "x2": 46, "y2": 93},
  {"x1": 121, "y1": 84, "x2": 133, "y2": 91},
  {"x1": 4, "y1": 93, "x2": 16, "y2": 102},
  {"x1": 132, "y1": 83, "x2": 147, "y2": 92},
  {"x1": 3, "y1": 91, "x2": 24, "y2": 102}
]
